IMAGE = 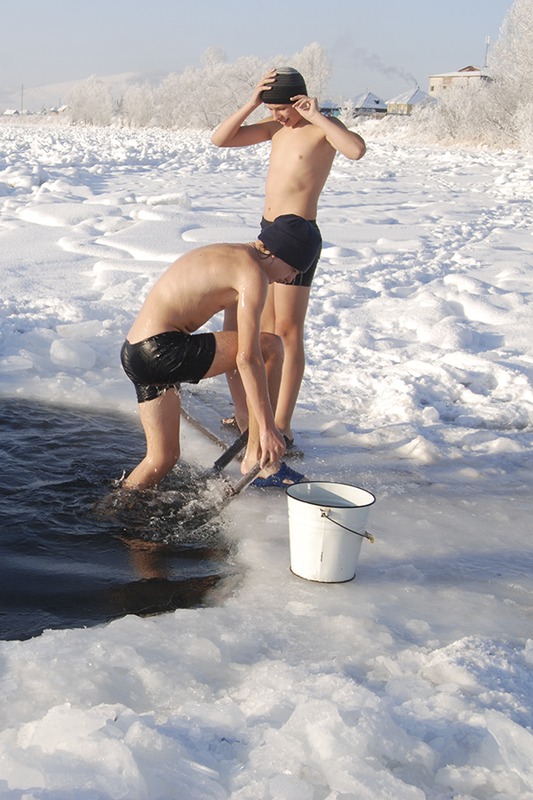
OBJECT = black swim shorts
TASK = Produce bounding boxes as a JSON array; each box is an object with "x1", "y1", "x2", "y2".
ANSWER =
[
  {"x1": 260, "y1": 217, "x2": 322, "y2": 288},
  {"x1": 120, "y1": 331, "x2": 216, "y2": 403}
]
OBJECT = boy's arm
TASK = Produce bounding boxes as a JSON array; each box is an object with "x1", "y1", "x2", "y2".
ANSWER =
[
  {"x1": 292, "y1": 96, "x2": 366, "y2": 160},
  {"x1": 211, "y1": 70, "x2": 277, "y2": 148}
]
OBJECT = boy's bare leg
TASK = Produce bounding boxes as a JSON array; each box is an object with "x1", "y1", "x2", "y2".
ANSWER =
[
  {"x1": 122, "y1": 388, "x2": 182, "y2": 490},
  {"x1": 223, "y1": 305, "x2": 249, "y2": 432},
  {"x1": 123, "y1": 330, "x2": 284, "y2": 490},
  {"x1": 239, "y1": 337, "x2": 283, "y2": 476},
  {"x1": 262, "y1": 283, "x2": 311, "y2": 440},
  {"x1": 205, "y1": 331, "x2": 285, "y2": 477},
  {"x1": 224, "y1": 280, "x2": 310, "y2": 442}
]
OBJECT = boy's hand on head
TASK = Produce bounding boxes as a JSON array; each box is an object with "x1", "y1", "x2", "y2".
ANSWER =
[
  {"x1": 291, "y1": 95, "x2": 320, "y2": 120},
  {"x1": 251, "y1": 69, "x2": 277, "y2": 105}
]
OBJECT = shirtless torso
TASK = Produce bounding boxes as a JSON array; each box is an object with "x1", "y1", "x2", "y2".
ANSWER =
[
  {"x1": 212, "y1": 93, "x2": 363, "y2": 221},
  {"x1": 121, "y1": 237, "x2": 306, "y2": 489},
  {"x1": 211, "y1": 69, "x2": 366, "y2": 439},
  {"x1": 127, "y1": 243, "x2": 257, "y2": 343},
  {"x1": 263, "y1": 119, "x2": 336, "y2": 220}
]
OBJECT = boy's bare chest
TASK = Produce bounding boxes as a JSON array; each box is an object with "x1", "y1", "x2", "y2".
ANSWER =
[
  {"x1": 271, "y1": 126, "x2": 331, "y2": 166},
  {"x1": 270, "y1": 129, "x2": 334, "y2": 188}
]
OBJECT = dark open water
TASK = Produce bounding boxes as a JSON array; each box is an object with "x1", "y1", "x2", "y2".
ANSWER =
[{"x1": 0, "y1": 398, "x2": 237, "y2": 641}]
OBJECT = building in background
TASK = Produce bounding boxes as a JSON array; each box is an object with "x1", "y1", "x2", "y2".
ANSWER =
[
  {"x1": 428, "y1": 66, "x2": 491, "y2": 97},
  {"x1": 320, "y1": 99, "x2": 341, "y2": 117},
  {"x1": 387, "y1": 86, "x2": 435, "y2": 115},
  {"x1": 352, "y1": 91, "x2": 387, "y2": 116},
  {"x1": 320, "y1": 91, "x2": 387, "y2": 120}
]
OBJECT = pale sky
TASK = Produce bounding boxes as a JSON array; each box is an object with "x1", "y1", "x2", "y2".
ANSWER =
[{"x1": 1, "y1": 0, "x2": 514, "y2": 109}]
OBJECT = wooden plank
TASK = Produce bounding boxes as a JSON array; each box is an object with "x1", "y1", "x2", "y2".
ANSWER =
[{"x1": 180, "y1": 396, "x2": 248, "y2": 473}]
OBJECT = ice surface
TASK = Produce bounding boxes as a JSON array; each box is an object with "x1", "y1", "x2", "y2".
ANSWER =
[{"x1": 0, "y1": 120, "x2": 533, "y2": 798}]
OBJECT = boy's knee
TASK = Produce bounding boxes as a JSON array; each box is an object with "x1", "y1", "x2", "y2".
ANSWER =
[
  {"x1": 260, "y1": 332, "x2": 283, "y2": 361},
  {"x1": 152, "y1": 445, "x2": 181, "y2": 475},
  {"x1": 275, "y1": 321, "x2": 303, "y2": 346}
]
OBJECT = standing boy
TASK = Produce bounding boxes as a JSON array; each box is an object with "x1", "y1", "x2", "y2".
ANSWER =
[
  {"x1": 120, "y1": 214, "x2": 321, "y2": 490},
  {"x1": 211, "y1": 67, "x2": 366, "y2": 447}
]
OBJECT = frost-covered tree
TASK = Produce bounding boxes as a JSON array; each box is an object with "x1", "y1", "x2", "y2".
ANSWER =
[
  {"x1": 338, "y1": 100, "x2": 356, "y2": 127},
  {"x1": 403, "y1": 0, "x2": 533, "y2": 151},
  {"x1": 65, "y1": 43, "x2": 333, "y2": 130},
  {"x1": 486, "y1": 0, "x2": 533, "y2": 149},
  {"x1": 267, "y1": 42, "x2": 332, "y2": 103},
  {"x1": 192, "y1": 53, "x2": 264, "y2": 128},
  {"x1": 489, "y1": 0, "x2": 533, "y2": 98},
  {"x1": 201, "y1": 45, "x2": 227, "y2": 72},
  {"x1": 291, "y1": 42, "x2": 332, "y2": 101},
  {"x1": 154, "y1": 52, "x2": 264, "y2": 129},
  {"x1": 121, "y1": 84, "x2": 155, "y2": 128},
  {"x1": 67, "y1": 76, "x2": 113, "y2": 125},
  {"x1": 148, "y1": 43, "x2": 332, "y2": 129}
]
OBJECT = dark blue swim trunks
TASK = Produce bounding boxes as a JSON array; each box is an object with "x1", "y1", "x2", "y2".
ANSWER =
[
  {"x1": 120, "y1": 331, "x2": 216, "y2": 403},
  {"x1": 260, "y1": 217, "x2": 322, "y2": 287}
]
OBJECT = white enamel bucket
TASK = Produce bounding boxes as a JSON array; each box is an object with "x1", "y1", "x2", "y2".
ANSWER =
[{"x1": 286, "y1": 482, "x2": 376, "y2": 582}]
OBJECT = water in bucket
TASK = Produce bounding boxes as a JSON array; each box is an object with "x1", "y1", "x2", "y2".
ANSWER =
[{"x1": 286, "y1": 481, "x2": 376, "y2": 583}]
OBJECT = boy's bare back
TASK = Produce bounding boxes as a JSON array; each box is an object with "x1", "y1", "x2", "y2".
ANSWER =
[{"x1": 127, "y1": 243, "x2": 265, "y2": 343}]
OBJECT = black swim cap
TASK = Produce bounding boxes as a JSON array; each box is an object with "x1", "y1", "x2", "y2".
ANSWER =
[
  {"x1": 258, "y1": 214, "x2": 321, "y2": 272},
  {"x1": 260, "y1": 67, "x2": 307, "y2": 105}
]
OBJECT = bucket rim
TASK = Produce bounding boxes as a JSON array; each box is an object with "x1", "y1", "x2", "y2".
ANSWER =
[{"x1": 285, "y1": 480, "x2": 376, "y2": 508}]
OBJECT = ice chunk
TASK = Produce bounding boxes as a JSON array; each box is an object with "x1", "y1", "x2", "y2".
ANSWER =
[{"x1": 50, "y1": 338, "x2": 96, "y2": 369}]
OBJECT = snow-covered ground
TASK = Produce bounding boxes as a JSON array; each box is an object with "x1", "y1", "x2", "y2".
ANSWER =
[{"x1": 1, "y1": 120, "x2": 533, "y2": 799}]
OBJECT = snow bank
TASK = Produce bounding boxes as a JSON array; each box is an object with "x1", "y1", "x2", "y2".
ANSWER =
[{"x1": 1, "y1": 123, "x2": 533, "y2": 798}]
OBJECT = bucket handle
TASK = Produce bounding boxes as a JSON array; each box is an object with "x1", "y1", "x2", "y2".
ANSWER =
[{"x1": 320, "y1": 509, "x2": 375, "y2": 543}]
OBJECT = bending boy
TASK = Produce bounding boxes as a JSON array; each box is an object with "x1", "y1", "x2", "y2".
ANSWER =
[
  {"x1": 120, "y1": 214, "x2": 321, "y2": 490},
  {"x1": 211, "y1": 67, "x2": 366, "y2": 445}
]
